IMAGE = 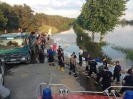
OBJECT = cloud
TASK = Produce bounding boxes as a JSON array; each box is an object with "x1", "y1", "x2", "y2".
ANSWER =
[{"x1": 0, "y1": 0, "x2": 133, "y2": 19}]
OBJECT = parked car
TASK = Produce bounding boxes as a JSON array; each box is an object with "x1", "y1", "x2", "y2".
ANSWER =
[{"x1": 0, "y1": 59, "x2": 4, "y2": 85}]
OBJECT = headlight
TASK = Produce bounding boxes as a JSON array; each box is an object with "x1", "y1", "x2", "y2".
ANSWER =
[{"x1": 21, "y1": 57, "x2": 26, "y2": 60}]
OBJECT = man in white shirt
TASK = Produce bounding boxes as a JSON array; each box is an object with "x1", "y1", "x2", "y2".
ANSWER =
[
  {"x1": 79, "y1": 47, "x2": 83, "y2": 66},
  {"x1": 0, "y1": 85, "x2": 11, "y2": 99}
]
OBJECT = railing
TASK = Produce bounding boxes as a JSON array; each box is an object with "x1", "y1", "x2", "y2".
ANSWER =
[{"x1": 35, "y1": 82, "x2": 133, "y2": 99}]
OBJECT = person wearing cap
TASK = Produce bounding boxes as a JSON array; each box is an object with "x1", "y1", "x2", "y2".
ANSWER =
[
  {"x1": 119, "y1": 71, "x2": 133, "y2": 96},
  {"x1": 99, "y1": 66, "x2": 113, "y2": 93},
  {"x1": 113, "y1": 61, "x2": 122, "y2": 84},
  {"x1": 87, "y1": 58, "x2": 97, "y2": 79},
  {"x1": 79, "y1": 47, "x2": 83, "y2": 66}
]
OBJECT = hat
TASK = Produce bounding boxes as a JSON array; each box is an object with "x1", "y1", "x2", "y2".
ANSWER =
[
  {"x1": 73, "y1": 52, "x2": 75, "y2": 54},
  {"x1": 104, "y1": 66, "x2": 108, "y2": 70}
]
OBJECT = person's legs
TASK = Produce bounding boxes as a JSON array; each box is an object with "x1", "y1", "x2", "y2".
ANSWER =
[
  {"x1": 113, "y1": 73, "x2": 116, "y2": 81},
  {"x1": 119, "y1": 87, "x2": 128, "y2": 95},
  {"x1": 61, "y1": 61, "x2": 65, "y2": 72},
  {"x1": 79, "y1": 55, "x2": 82, "y2": 66},
  {"x1": 51, "y1": 56, "x2": 55, "y2": 66},
  {"x1": 95, "y1": 72, "x2": 101, "y2": 84},
  {"x1": 116, "y1": 73, "x2": 120, "y2": 83},
  {"x1": 49, "y1": 56, "x2": 52, "y2": 65},
  {"x1": 69, "y1": 64, "x2": 73, "y2": 75},
  {"x1": 87, "y1": 69, "x2": 92, "y2": 78},
  {"x1": 85, "y1": 66, "x2": 88, "y2": 73}
]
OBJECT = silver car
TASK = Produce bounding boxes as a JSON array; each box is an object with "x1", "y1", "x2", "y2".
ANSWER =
[{"x1": 0, "y1": 60, "x2": 4, "y2": 85}]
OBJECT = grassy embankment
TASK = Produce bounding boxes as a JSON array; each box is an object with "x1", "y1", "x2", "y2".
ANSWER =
[{"x1": 38, "y1": 25, "x2": 58, "y2": 34}]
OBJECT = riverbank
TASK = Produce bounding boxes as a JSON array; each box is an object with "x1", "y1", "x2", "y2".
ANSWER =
[{"x1": 46, "y1": 37, "x2": 128, "y2": 94}]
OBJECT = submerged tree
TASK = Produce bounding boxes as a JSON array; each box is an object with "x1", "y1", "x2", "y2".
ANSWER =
[{"x1": 77, "y1": 0, "x2": 129, "y2": 35}]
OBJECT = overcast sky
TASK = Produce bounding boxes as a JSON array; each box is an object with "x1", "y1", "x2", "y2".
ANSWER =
[{"x1": 1, "y1": 0, "x2": 133, "y2": 20}]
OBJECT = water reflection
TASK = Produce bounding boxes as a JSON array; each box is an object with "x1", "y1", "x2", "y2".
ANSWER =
[
  {"x1": 51, "y1": 25, "x2": 133, "y2": 69},
  {"x1": 73, "y1": 24, "x2": 112, "y2": 63}
]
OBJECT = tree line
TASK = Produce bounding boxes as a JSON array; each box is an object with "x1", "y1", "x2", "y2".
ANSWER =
[
  {"x1": 0, "y1": 2, "x2": 74, "y2": 34},
  {"x1": 119, "y1": 18, "x2": 133, "y2": 25}
]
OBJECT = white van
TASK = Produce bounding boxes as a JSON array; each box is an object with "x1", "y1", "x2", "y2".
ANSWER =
[{"x1": 0, "y1": 60, "x2": 4, "y2": 85}]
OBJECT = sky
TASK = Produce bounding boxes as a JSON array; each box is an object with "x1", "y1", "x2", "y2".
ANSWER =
[{"x1": 0, "y1": 0, "x2": 133, "y2": 20}]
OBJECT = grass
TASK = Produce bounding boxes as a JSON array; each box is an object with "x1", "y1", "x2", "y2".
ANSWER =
[{"x1": 38, "y1": 25, "x2": 58, "y2": 34}]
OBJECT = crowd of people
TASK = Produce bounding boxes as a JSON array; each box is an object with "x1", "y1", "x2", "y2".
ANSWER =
[
  {"x1": 1, "y1": 32, "x2": 133, "y2": 98},
  {"x1": 35, "y1": 32, "x2": 133, "y2": 96}
]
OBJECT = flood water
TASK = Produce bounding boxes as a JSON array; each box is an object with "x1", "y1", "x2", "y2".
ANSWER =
[{"x1": 51, "y1": 25, "x2": 133, "y2": 69}]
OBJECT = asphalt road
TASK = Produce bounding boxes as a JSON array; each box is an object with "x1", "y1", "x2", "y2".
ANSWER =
[{"x1": 4, "y1": 55, "x2": 92, "y2": 99}]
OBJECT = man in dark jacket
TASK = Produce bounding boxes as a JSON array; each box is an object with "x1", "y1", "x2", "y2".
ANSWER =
[
  {"x1": 119, "y1": 71, "x2": 133, "y2": 96},
  {"x1": 99, "y1": 66, "x2": 113, "y2": 93},
  {"x1": 87, "y1": 58, "x2": 97, "y2": 79},
  {"x1": 47, "y1": 47, "x2": 55, "y2": 66},
  {"x1": 113, "y1": 61, "x2": 122, "y2": 84}
]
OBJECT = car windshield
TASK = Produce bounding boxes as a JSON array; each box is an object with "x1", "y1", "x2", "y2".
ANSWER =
[{"x1": 0, "y1": 38, "x2": 25, "y2": 50}]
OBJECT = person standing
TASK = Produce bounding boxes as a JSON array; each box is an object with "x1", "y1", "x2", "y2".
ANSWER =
[
  {"x1": 79, "y1": 47, "x2": 83, "y2": 66},
  {"x1": 95, "y1": 62, "x2": 106, "y2": 85},
  {"x1": 69, "y1": 54, "x2": 74, "y2": 75},
  {"x1": 119, "y1": 71, "x2": 133, "y2": 96},
  {"x1": 69, "y1": 54, "x2": 77, "y2": 77},
  {"x1": 113, "y1": 61, "x2": 122, "y2": 84},
  {"x1": 87, "y1": 58, "x2": 97, "y2": 79},
  {"x1": 57, "y1": 46, "x2": 62, "y2": 70},
  {"x1": 47, "y1": 47, "x2": 55, "y2": 66},
  {"x1": 0, "y1": 85, "x2": 11, "y2": 99},
  {"x1": 38, "y1": 48, "x2": 45, "y2": 63},
  {"x1": 85, "y1": 54, "x2": 93, "y2": 73},
  {"x1": 36, "y1": 32, "x2": 40, "y2": 40},
  {"x1": 60, "y1": 49, "x2": 65, "y2": 72},
  {"x1": 52, "y1": 43, "x2": 57, "y2": 56},
  {"x1": 102, "y1": 57, "x2": 107, "y2": 67},
  {"x1": 99, "y1": 66, "x2": 113, "y2": 93}
]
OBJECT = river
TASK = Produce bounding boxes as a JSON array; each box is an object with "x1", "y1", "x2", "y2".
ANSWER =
[{"x1": 51, "y1": 25, "x2": 133, "y2": 69}]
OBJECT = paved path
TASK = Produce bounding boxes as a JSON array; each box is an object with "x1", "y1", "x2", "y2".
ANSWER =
[{"x1": 4, "y1": 56, "x2": 92, "y2": 99}]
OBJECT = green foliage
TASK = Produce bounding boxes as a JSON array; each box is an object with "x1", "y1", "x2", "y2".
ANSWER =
[
  {"x1": 35, "y1": 13, "x2": 74, "y2": 32},
  {"x1": 0, "y1": 2, "x2": 74, "y2": 33},
  {"x1": 0, "y1": 8, "x2": 7, "y2": 28},
  {"x1": 112, "y1": 45, "x2": 133, "y2": 62},
  {"x1": 77, "y1": 0, "x2": 128, "y2": 34},
  {"x1": 119, "y1": 18, "x2": 133, "y2": 26}
]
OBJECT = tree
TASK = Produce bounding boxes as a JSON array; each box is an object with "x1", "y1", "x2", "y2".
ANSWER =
[
  {"x1": 77, "y1": 0, "x2": 128, "y2": 35},
  {"x1": 0, "y1": 9, "x2": 7, "y2": 29}
]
